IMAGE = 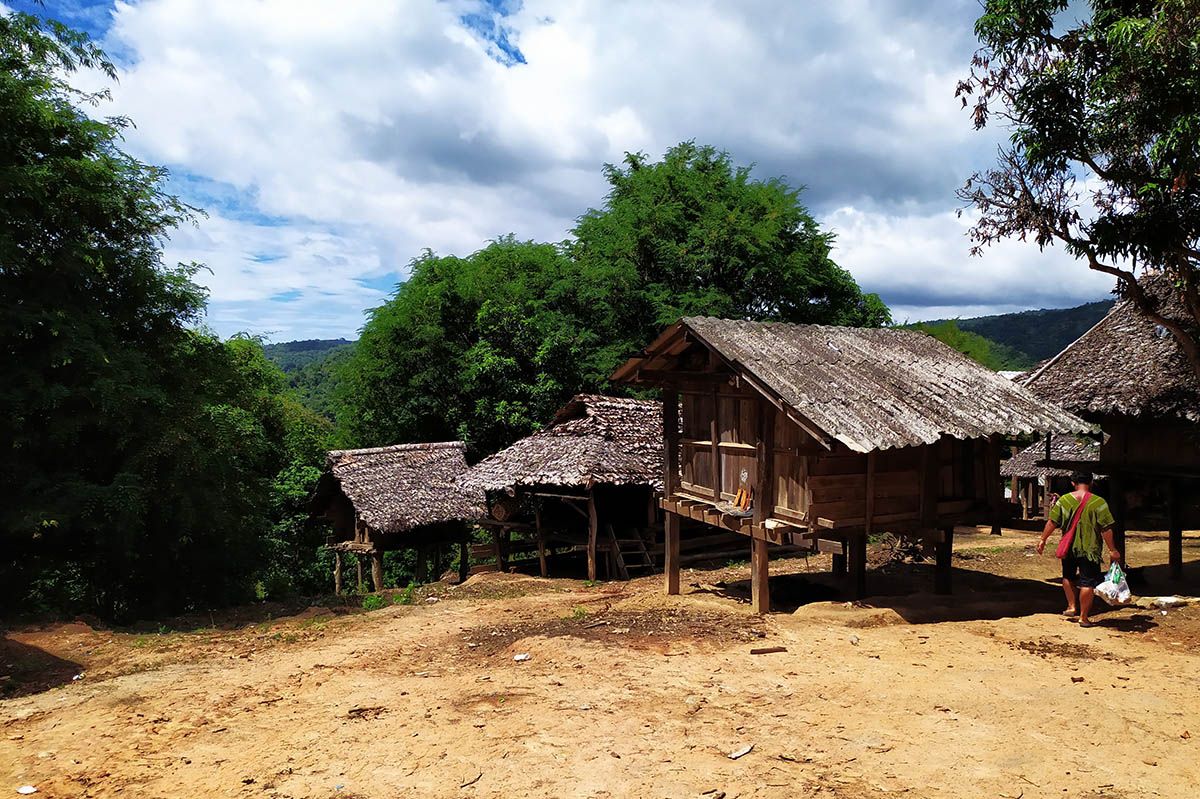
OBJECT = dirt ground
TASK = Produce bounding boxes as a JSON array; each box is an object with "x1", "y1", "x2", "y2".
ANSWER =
[{"x1": 3, "y1": 526, "x2": 1199, "y2": 798}]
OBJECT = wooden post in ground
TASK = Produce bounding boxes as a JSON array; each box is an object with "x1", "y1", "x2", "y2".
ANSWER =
[
  {"x1": 849, "y1": 534, "x2": 867, "y2": 600},
  {"x1": 935, "y1": 527, "x2": 954, "y2": 595},
  {"x1": 334, "y1": 551, "x2": 343, "y2": 595},
  {"x1": 433, "y1": 544, "x2": 443, "y2": 579},
  {"x1": 356, "y1": 556, "x2": 364, "y2": 592},
  {"x1": 986, "y1": 434, "x2": 1003, "y2": 535},
  {"x1": 492, "y1": 525, "x2": 507, "y2": 573},
  {"x1": 664, "y1": 512, "x2": 681, "y2": 595},
  {"x1": 458, "y1": 539, "x2": 470, "y2": 583},
  {"x1": 662, "y1": 387, "x2": 681, "y2": 596},
  {"x1": 751, "y1": 536, "x2": 770, "y2": 613},
  {"x1": 1110, "y1": 475, "x2": 1127, "y2": 564},
  {"x1": 415, "y1": 546, "x2": 429, "y2": 584},
  {"x1": 371, "y1": 551, "x2": 385, "y2": 592},
  {"x1": 534, "y1": 505, "x2": 548, "y2": 578},
  {"x1": 1168, "y1": 479, "x2": 1183, "y2": 580},
  {"x1": 587, "y1": 489, "x2": 599, "y2": 582}
]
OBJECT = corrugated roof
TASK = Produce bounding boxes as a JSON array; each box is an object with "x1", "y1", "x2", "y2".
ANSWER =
[
  {"x1": 461, "y1": 394, "x2": 663, "y2": 492},
  {"x1": 1024, "y1": 272, "x2": 1199, "y2": 423},
  {"x1": 324, "y1": 442, "x2": 485, "y2": 534},
  {"x1": 627, "y1": 317, "x2": 1089, "y2": 453},
  {"x1": 1001, "y1": 436, "x2": 1102, "y2": 479}
]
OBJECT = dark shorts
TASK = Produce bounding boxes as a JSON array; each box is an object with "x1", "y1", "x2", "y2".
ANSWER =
[{"x1": 1062, "y1": 554, "x2": 1103, "y2": 588}]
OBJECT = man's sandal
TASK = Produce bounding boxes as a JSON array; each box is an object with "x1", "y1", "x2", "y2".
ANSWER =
[
  {"x1": 1078, "y1": 620, "x2": 1095, "y2": 629},
  {"x1": 1062, "y1": 609, "x2": 1079, "y2": 617}
]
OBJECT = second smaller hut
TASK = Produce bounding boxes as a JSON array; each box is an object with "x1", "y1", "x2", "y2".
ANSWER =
[
  {"x1": 1002, "y1": 435, "x2": 1103, "y2": 520},
  {"x1": 312, "y1": 442, "x2": 485, "y2": 592},
  {"x1": 461, "y1": 394, "x2": 663, "y2": 580}
]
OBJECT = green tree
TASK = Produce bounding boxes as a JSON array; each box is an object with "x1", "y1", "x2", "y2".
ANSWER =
[
  {"x1": 909, "y1": 320, "x2": 1036, "y2": 371},
  {"x1": 0, "y1": 13, "x2": 331, "y2": 618},
  {"x1": 958, "y1": 0, "x2": 1200, "y2": 378},
  {"x1": 339, "y1": 143, "x2": 889, "y2": 457},
  {"x1": 571, "y1": 141, "x2": 891, "y2": 330}
]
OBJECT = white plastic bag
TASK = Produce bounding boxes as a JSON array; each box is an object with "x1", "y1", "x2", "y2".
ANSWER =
[{"x1": 1095, "y1": 562, "x2": 1132, "y2": 605}]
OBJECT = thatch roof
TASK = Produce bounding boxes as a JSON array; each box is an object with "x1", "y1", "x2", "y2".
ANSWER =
[
  {"x1": 323, "y1": 442, "x2": 484, "y2": 534},
  {"x1": 1024, "y1": 273, "x2": 1199, "y2": 423},
  {"x1": 462, "y1": 394, "x2": 663, "y2": 492},
  {"x1": 1001, "y1": 436, "x2": 1102, "y2": 479},
  {"x1": 613, "y1": 318, "x2": 1089, "y2": 453}
]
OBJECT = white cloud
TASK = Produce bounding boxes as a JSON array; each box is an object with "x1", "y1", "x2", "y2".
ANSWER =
[{"x1": 78, "y1": 0, "x2": 1116, "y2": 339}]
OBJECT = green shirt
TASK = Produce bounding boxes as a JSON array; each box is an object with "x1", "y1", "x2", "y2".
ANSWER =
[{"x1": 1050, "y1": 493, "x2": 1116, "y2": 562}]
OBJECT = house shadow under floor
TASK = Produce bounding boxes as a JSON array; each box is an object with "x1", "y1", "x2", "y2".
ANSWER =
[{"x1": 696, "y1": 555, "x2": 1199, "y2": 626}]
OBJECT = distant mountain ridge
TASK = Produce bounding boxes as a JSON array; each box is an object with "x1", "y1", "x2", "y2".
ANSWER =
[
  {"x1": 950, "y1": 300, "x2": 1113, "y2": 362},
  {"x1": 263, "y1": 339, "x2": 355, "y2": 419}
]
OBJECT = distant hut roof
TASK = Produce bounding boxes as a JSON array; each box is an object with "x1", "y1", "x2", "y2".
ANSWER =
[
  {"x1": 1001, "y1": 436, "x2": 1102, "y2": 479},
  {"x1": 613, "y1": 318, "x2": 1088, "y2": 453},
  {"x1": 322, "y1": 442, "x2": 484, "y2": 534},
  {"x1": 1024, "y1": 273, "x2": 1200, "y2": 423},
  {"x1": 462, "y1": 394, "x2": 663, "y2": 492}
]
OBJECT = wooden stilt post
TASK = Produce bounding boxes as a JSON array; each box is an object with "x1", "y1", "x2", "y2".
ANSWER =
[
  {"x1": 458, "y1": 538, "x2": 470, "y2": 583},
  {"x1": 356, "y1": 556, "x2": 364, "y2": 593},
  {"x1": 534, "y1": 505, "x2": 548, "y2": 578},
  {"x1": 433, "y1": 544, "x2": 443, "y2": 580},
  {"x1": 1168, "y1": 479, "x2": 1183, "y2": 580},
  {"x1": 662, "y1": 386, "x2": 681, "y2": 595},
  {"x1": 415, "y1": 546, "x2": 429, "y2": 584},
  {"x1": 492, "y1": 526, "x2": 507, "y2": 573},
  {"x1": 664, "y1": 512, "x2": 680, "y2": 595},
  {"x1": 334, "y1": 551, "x2": 343, "y2": 595},
  {"x1": 986, "y1": 434, "x2": 1003, "y2": 535},
  {"x1": 750, "y1": 536, "x2": 770, "y2": 614},
  {"x1": 849, "y1": 534, "x2": 867, "y2": 600},
  {"x1": 371, "y1": 551, "x2": 385, "y2": 592},
  {"x1": 832, "y1": 550, "x2": 847, "y2": 576},
  {"x1": 1111, "y1": 475, "x2": 1127, "y2": 565},
  {"x1": 935, "y1": 527, "x2": 954, "y2": 595},
  {"x1": 587, "y1": 488, "x2": 599, "y2": 582}
]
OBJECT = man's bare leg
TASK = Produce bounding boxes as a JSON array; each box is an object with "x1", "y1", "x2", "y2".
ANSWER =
[
  {"x1": 1062, "y1": 578, "x2": 1078, "y2": 615},
  {"x1": 1079, "y1": 586, "x2": 1095, "y2": 625}
]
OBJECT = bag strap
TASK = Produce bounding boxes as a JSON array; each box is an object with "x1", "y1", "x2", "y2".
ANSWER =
[{"x1": 1065, "y1": 492, "x2": 1092, "y2": 537}]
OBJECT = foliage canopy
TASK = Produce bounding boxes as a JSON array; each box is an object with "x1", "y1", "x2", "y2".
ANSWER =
[{"x1": 958, "y1": 0, "x2": 1200, "y2": 377}]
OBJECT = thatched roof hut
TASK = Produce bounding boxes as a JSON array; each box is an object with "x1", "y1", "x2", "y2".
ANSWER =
[
  {"x1": 1023, "y1": 273, "x2": 1200, "y2": 577},
  {"x1": 462, "y1": 394, "x2": 662, "y2": 492},
  {"x1": 1024, "y1": 272, "x2": 1199, "y2": 423},
  {"x1": 613, "y1": 316, "x2": 1090, "y2": 608},
  {"x1": 1001, "y1": 436, "x2": 1102, "y2": 480},
  {"x1": 322, "y1": 442, "x2": 485, "y2": 534},
  {"x1": 313, "y1": 442, "x2": 485, "y2": 592}
]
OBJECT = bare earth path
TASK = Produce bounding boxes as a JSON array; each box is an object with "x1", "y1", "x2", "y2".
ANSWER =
[{"x1": 3, "y1": 527, "x2": 1199, "y2": 798}]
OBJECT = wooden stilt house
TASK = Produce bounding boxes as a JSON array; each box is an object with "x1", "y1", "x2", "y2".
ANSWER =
[
  {"x1": 1024, "y1": 273, "x2": 1200, "y2": 578},
  {"x1": 1001, "y1": 436, "x2": 1102, "y2": 520},
  {"x1": 613, "y1": 317, "x2": 1088, "y2": 612},
  {"x1": 460, "y1": 394, "x2": 666, "y2": 580},
  {"x1": 312, "y1": 442, "x2": 485, "y2": 592}
]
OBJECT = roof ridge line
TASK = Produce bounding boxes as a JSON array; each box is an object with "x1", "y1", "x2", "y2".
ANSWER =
[{"x1": 329, "y1": 441, "x2": 465, "y2": 457}]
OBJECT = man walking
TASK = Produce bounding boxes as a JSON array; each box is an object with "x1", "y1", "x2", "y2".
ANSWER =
[{"x1": 1036, "y1": 472, "x2": 1121, "y2": 628}]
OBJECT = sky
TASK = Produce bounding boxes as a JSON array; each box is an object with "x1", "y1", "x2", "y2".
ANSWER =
[{"x1": 10, "y1": 0, "x2": 1119, "y2": 341}]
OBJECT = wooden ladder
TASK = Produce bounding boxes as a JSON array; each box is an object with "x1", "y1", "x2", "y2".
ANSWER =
[{"x1": 608, "y1": 524, "x2": 657, "y2": 578}]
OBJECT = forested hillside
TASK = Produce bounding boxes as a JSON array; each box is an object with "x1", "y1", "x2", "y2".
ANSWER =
[
  {"x1": 264, "y1": 340, "x2": 354, "y2": 422},
  {"x1": 955, "y1": 300, "x2": 1113, "y2": 362}
]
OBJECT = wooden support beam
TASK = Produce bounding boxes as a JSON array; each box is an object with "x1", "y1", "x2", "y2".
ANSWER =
[
  {"x1": 493, "y1": 526, "x2": 508, "y2": 573},
  {"x1": 535, "y1": 505, "x2": 548, "y2": 578},
  {"x1": 986, "y1": 434, "x2": 1003, "y2": 535},
  {"x1": 356, "y1": 556, "x2": 364, "y2": 593},
  {"x1": 371, "y1": 551, "x2": 385, "y2": 592},
  {"x1": 935, "y1": 526, "x2": 954, "y2": 595},
  {"x1": 1168, "y1": 479, "x2": 1183, "y2": 580},
  {"x1": 750, "y1": 536, "x2": 770, "y2": 614},
  {"x1": 755, "y1": 405, "x2": 775, "y2": 528},
  {"x1": 710, "y1": 386, "x2": 722, "y2": 498},
  {"x1": 818, "y1": 539, "x2": 846, "y2": 556},
  {"x1": 865, "y1": 451, "x2": 876, "y2": 537},
  {"x1": 664, "y1": 511, "x2": 681, "y2": 595},
  {"x1": 587, "y1": 489, "x2": 599, "y2": 582},
  {"x1": 458, "y1": 539, "x2": 470, "y2": 584},
  {"x1": 849, "y1": 534, "x2": 867, "y2": 599},
  {"x1": 662, "y1": 388, "x2": 680, "y2": 498},
  {"x1": 1110, "y1": 476, "x2": 1127, "y2": 563},
  {"x1": 919, "y1": 443, "x2": 938, "y2": 528},
  {"x1": 333, "y1": 551, "x2": 343, "y2": 595}
]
